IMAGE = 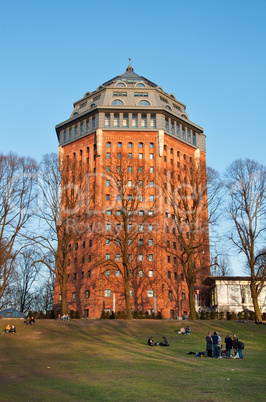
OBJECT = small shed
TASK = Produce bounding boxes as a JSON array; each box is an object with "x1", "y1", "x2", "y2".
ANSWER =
[{"x1": 0, "y1": 308, "x2": 27, "y2": 319}]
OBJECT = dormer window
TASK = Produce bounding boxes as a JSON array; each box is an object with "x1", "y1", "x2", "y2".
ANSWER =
[
  {"x1": 116, "y1": 82, "x2": 126, "y2": 87},
  {"x1": 139, "y1": 100, "x2": 150, "y2": 106},
  {"x1": 112, "y1": 99, "x2": 124, "y2": 105},
  {"x1": 136, "y1": 82, "x2": 145, "y2": 87}
]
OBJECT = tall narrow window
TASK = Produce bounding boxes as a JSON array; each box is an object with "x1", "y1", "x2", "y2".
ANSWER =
[
  {"x1": 114, "y1": 113, "x2": 119, "y2": 128},
  {"x1": 132, "y1": 114, "x2": 138, "y2": 128},
  {"x1": 105, "y1": 113, "x2": 110, "y2": 127},
  {"x1": 171, "y1": 121, "x2": 174, "y2": 135},
  {"x1": 182, "y1": 126, "x2": 186, "y2": 140},
  {"x1": 123, "y1": 113, "x2": 128, "y2": 128},
  {"x1": 176, "y1": 123, "x2": 180, "y2": 137},
  {"x1": 193, "y1": 132, "x2": 196, "y2": 146},
  {"x1": 150, "y1": 114, "x2": 156, "y2": 128},
  {"x1": 92, "y1": 116, "x2": 95, "y2": 130},
  {"x1": 165, "y1": 118, "x2": 169, "y2": 132},
  {"x1": 187, "y1": 129, "x2": 191, "y2": 143},
  {"x1": 141, "y1": 114, "x2": 147, "y2": 128}
]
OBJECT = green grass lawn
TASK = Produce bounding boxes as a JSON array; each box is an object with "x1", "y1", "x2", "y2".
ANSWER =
[{"x1": 0, "y1": 318, "x2": 265, "y2": 401}]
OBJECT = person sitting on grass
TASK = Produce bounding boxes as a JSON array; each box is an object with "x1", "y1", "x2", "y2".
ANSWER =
[
  {"x1": 159, "y1": 337, "x2": 169, "y2": 346},
  {"x1": 178, "y1": 327, "x2": 186, "y2": 334},
  {"x1": 185, "y1": 326, "x2": 191, "y2": 335},
  {"x1": 148, "y1": 337, "x2": 154, "y2": 346},
  {"x1": 2, "y1": 324, "x2": 11, "y2": 334},
  {"x1": 10, "y1": 325, "x2": 16, "y2": 334},
  {"x1": 29, "y1": 316, "x2": 35, "y2": 325}
]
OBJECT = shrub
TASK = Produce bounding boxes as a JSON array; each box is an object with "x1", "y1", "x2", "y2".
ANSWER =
[
  {"x1": 116, "y1": 311, "x2": 127, "y2": 319},
  {"x1": 145, "y1": 311, "x2": 150, "y2": 319},
  {"x1": 205, "y1": 311, "x2": 210, "y2": 320},
  {"x1": 219, "y1": 311, "x2": 225, "y2": 320},
  {"x1": 37, "y1": 311, "x2": 46, "y2": 319},
  {"x1": 249, "y1": 311, "x2": 255, "y2": 321},
  {"x1": 200, "y1": 310, "x2": 206, "y2": 320},
  {"x1": 262, "y1": 312, "x2": 266, "y2": 321},
  {"x1": 244, "y1": 311, "x2": 250, "y2": 320},
  {"x1": 210, "y1": 311, "x2": 218, "y2": 320},
  {"x1": 156, "y1": 311, "x2": 163, "y2": 320},
  {"x1": 226, "y1": 311, "x2": 232, "y2": 320},
  {"x1": 74, "y1": 311, "x2": 80, "y2": 319},
  {"x1": 231, "y1": 312, "x2": 237, "y2": 320},
  {"x1": 100, "y1": 310, "x2": 110, "y2": 319},
  {"x1": 138, "y1": 311, "x2": 144, "y2": 319}
]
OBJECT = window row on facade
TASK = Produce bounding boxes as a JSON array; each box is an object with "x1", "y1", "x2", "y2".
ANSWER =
[
  {"x1": 105, "y1": 112, "x2": 156, "y2": 129},
  {"x1": 66, "y1": 267, "x2": 185, "y2": 284},
  {"x1": 68, "y1": 288, "x2": 186, "y2": 302},
  {"x1": 165, "y1": 118, "x2": 196, "y2": 146}
]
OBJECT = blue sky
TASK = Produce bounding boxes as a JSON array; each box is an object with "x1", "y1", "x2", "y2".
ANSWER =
[{"x1": 1, "y1": 0, "x2": 265, "y2": 274}]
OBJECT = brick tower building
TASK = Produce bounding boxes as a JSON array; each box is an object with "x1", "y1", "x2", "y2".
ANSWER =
[{"x1": 53, "y1": 61, "x2": 210, "y2": 319}]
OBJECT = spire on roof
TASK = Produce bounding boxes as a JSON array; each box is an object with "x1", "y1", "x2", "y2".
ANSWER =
[{"x1": 126, "y1": 57, "x2": 134, "y2": 73}]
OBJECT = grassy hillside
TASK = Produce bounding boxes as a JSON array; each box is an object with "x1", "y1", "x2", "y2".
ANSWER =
[{"x1": 0, "y1": 319, "x2": 265, "y2": 401}]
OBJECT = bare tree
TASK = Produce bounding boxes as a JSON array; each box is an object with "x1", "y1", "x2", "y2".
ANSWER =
[
  {"x1": 0, "y1": 153, "x2": 36, "y2": 304},
  {"x1": 225, "y1": 158, "x2": 266, "y2": 320},
  {"x1": 161, "y1": 158, "x2": 222, "y2": 319},
  {"x1": 210, "y1": 253, "x2": 232, "y2": 276},
  {"x1": 97, "y1": 154, "x2": 155, "y2": 319},
  {"x1": 32, "y1": 273, "x2": 55, "y2": 315},
  {"x1": 33, "y1": 153, "x2": 90, "y2": 315},
  {"x1": 13, "y1": 249, "x2": 40, "y2": 313}
]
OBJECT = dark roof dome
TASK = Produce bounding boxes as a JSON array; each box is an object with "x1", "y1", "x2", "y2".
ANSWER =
[{"x1": 103, "y1": 58, "x2": 157, "y2": 88}]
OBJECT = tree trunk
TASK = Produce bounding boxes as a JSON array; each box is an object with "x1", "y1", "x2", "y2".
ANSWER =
[
  {"x1": 188, "y1": 282, "x2": 196, "y2": 320},
  {"x1": 124, "y1": 273, "x2": 132, "y2": 320},
  {"x1": 61, "y1": 280, "x2": 68, "y2": 315},
  {"x1": 250, "y1": 280, "x2": 262, "y2": 321}
]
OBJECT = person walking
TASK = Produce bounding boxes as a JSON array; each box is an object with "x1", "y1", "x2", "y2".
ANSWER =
[
  {"x1": 225, "y1": 334, "x2": 232, "y2": 358},
  {"x1": 206, "y1": 332, "x2": 213, "y2": 357},
  {"x1": 212, "y1": 331, "x2": 219, "y2": 358}
]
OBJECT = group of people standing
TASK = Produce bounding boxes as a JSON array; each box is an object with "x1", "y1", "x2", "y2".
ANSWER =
[{"x1": 206, "y1": 331, "x2": 244, "y2": 359}]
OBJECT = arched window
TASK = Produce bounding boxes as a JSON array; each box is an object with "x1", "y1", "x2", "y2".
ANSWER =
[
  {"x1": 116, "y1": 82, "x2": 125, "y2": 87},
  {"x1": 139, "y1": 142, "x2": 143, "y2": 148},
  {"x1": 136, "y1": 83, "x2": 145, "y2": 87},
  {"x1": 128, "y1": 142, "x2": 133, "y2": 148},
  {"x1": 139, "y1": 100, "x2": 150, "y2": 106},
  {"x1": 107, "y1": 142, "x2": 111, "y2": 148},
  {"x1": 165, "y1": 105, "x2": 171, "y2": 110},
  {"x1": 112, "y1": 99, "x2": 124, "y2": 105},
  {"x1": 117, "y1": 142, "x2": 122, "y2": 148}
]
